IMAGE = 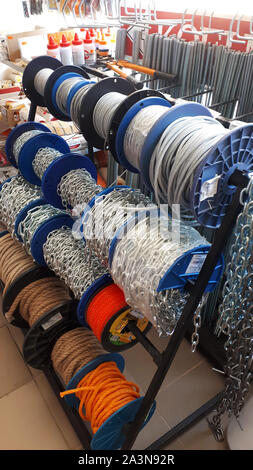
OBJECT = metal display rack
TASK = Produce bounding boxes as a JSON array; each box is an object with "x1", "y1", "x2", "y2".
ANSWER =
[{"x1": 2, "y1": 68, "x2": 250, "y2": 446}]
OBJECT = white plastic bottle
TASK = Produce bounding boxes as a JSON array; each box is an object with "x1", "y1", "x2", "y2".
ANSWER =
[
  {"x1": 59, "y1": 34, "x2": 73, "y2": 65},
  {"x1": 47, "y1": 36, "x2": 61, "y2": 60},
  {"x1": 72, "y1": 33, "x2": 84, "y2": 65},
  {"x1": 83, "y1": 30, "x2": 96, "y2": 65}
]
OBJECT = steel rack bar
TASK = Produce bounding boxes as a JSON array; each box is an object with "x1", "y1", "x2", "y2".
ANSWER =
[
  {"x1": 121, "y1": 170, "x2": 249, "y2": 450},
  {"x1": 146, "y1": 391, "x2": 224, "y2": 450}
]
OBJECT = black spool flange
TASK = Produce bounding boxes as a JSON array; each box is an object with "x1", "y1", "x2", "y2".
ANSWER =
[
  {"x1": 23, "y1": 300, "x2": 79, "y2": 370},
  {"x1": 79, "y1": 77, "x2": 136, "y2": 150},
  {"x1": 108, "y1": 89, "x2": 169, "y2": 162},
  {"x1": 2, "y1": 266, "x2": 56, "y2": 327},
  {"x1": 83, "y1": 283, "x2": 152, "y2": 353},
  {"x1": 44, "y1": 65, "x2": 90, "y2": 121},
  {"x1": 22, "y1": 55, "x2": 62, "y2": 107}
]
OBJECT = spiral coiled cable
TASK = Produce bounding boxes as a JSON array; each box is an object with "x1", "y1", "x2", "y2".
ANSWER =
[{"x1": 93, "y1": 92, "x2": 126, "y2": 140}]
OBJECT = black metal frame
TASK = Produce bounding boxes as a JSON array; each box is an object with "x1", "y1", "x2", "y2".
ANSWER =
[
  {"x1": 4, "y1": 169, "x2": 246, "y2": 451},
  {"x1": 20, "y1": 67, "x2": 251, "y2": 449}
]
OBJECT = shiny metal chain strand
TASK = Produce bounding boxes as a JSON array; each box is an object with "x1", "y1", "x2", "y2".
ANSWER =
[
  {"x1": 110, "y1": 212, "x2": 209, "y2": 335},
  {"x1": 83, "y1": 188, "x2": 151, "y2": 266},
  {"x1": 57, "y1": 168, "x2": 103, "y2": 213},
  {"x1": 0, "y1": 176, "x2": 42, "y2": 237},
  {"x1": 32, "y1": 147, "x2": 62, "y2": 180},
  {"x1": 18, "y1": 204, "x2": 64, "y2": 256},
  {"x1": 43, "y1": 226, "x2": 108, "y2": 299},
  {"x1": 13, "y1": 130, "x2": 42, "y2": 165},
  {"x1": 208, "y1": 178, "x2": 253, "y2": 441}
]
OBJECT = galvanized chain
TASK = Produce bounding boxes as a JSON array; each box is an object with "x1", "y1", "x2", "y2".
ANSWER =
[
  {"x1": 0, "y1": 175, "x2": 42, "y2": 237},
  {"x1": 13, "y1": 130, "x2": 42, "y2": 165},
  {"x1": 82, "y1": 187, "x2": 151, "y2": 266},
  {"x1": 32, "y1": 147, "x2": 62, "y2": 181},
  {"x1": 17, "y1": 203, "x2": 64, "y2": 256},
  {"x1": 191, "y1": 293, "x2": 209, "y2": 352},
  {"x1": 43, "y1": 226, "x2": 108, "y2": 299},
  {"x1": 207, "y1": 178, "x2": 253, "y2": 441},
  {"x1": 110, "y1": 212, "x2": 209, "y2": 336},
  {"x1": 57, "y1": 168, "x2": 103, "y2": 213}
]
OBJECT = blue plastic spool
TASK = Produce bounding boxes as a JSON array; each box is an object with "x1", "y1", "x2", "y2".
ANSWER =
[
  {"x1": 190, "y1": 124, "x2": 253, "y2": 228},
  {"x1": 41, "y1": 153, "x2": 97, "y2": 210},
  {"x1": 51, "y1": 72, "x2": 85, "y2": 118},
  {"x1": 14, "y1": 198, "x2": 47, "y2": 242},
  {"x1": 115, "y1": 97, "x2": 171, "y2": 173},
  {"x1": 0, "y1": 176, "x2": 14, "y2": 193},
  {"x1": 64, "y1": 353, "x2": 156, "y2": 450},
  {"x1": 18, "y1": 133, "x2": 71, "y2": 186},
  {"x1": 139, "y1": 102, "x2": 213, "y2": 191},
  {"x1": 5, "y1": 122, "x2": 51, "y2": 168},
  {"x1": 30, "y1": 213, "x2": 74, "y2": 265},
  {"x1": 109, "y1": 213, "x2": 224, "y2": 294},
  {"x1": 80, "y1": 185, "x2": 130, "y2": 237},
  {"x1": 77, "y1": 273, "x2": 113, "y2": 325},
  {"x1": 66, "y1": 79, "x2": 95, "y2": 116}
]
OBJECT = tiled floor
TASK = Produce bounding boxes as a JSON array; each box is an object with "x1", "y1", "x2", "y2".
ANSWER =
[{"x1": 0, "y1": 297, "x2": 232, "y2": 451}]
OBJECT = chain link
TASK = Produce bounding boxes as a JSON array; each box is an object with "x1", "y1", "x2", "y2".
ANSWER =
[
  {"x1": 43, "y1": 226, "x2": 108, "y2": 299},
  {"x1": 0, "y1": 176, "x2": 42, "y2": 237},
  {"x1": 208, "y1": 177, "x2": 253, "y2": 440},
  {"x1": 32, "y1": 147, "x2": 62, "y2": 180}
]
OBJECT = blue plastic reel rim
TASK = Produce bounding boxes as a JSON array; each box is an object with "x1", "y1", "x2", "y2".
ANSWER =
[
  {"x1": 30, "y1": 214, "x2": 74, "y2": 265},
  {"x1": 115, "y1": 97, "x2": 171, "y2": 173},
  {"x1": 80, "y1": 185, "x2": 130, "y2": 236},
  {"x1": 41, "y1": 153, "x2": 97, "y2": 209},
  {"x1": 18, "y1": 133, "x2": 70, "y2": 185},
  {"x1": 109, "y1": 212, "x2": 224, "y2": 294},
  {"x1": 91, "y1": 397, "x2": 156, "y2": 450},
  {"x1": 14, "y1": 198, "x2": 47, "y2": 241},
  {"x1": 77, "y1": 273, "x2": 113, "y2": 325},
  {"x1": 190, "y1": 124, "x2": 253, "y2": 229},
  {"x1": 66, "y1": 80, "x2": 95, "y2": 116},
  {"x1": 5, "y1": 122, "x2": 51, "y2": 168},
  {"x1": 64, "y1": 353, "x2": 125, "y2": 408},
  {"x1": 0, "y1": 176, "x2": 14, "y2": 192},
  {"x1": 139, "y1": 102, "x2": 213, "y2": 191},
  {"x1": 51, "y1": 72, "x2": 84, "y2": 118}
]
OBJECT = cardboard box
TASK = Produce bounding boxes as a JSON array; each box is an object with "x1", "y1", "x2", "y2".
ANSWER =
[{"x1": 0, "y1": 101, "x2": 26, "y2": 127}]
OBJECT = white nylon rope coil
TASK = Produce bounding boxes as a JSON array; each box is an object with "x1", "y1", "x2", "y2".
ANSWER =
[
  {"x1": 93, "y1": 92, "x2": 126, "y2": 140},
  {"x1": 123, "y1": 105, "x2": 169, "y2": 171},
  {"x1": 148, "y1": 116, "x2": 227, "y2": 210},
  {"x1": 34, "y1": 68, "x2": 54, "y2": 96},
  {"x1": 110, "y1": 212, "x2": 210, "y2": 335},
  {"x1": 70, "y1": 83, "x2": 94, "y2": 129},
  {"x1": 56, "y1": 77, "x2": 85, "y2": 115}
]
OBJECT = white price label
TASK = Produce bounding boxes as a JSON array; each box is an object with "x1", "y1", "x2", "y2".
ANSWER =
[
  {"x1": 185, "y1": 254, "x2": 207, "y2": 274},
  {"x1": 41, "y1": 312, "x2": 63, "y2": 331},
  {"x1": 200, "y1": 175, "x2": 221, "y2": 202}
]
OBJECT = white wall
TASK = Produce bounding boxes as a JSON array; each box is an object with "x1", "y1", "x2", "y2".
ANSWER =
[{"x1": 0, "y1": 1, "x2": 62, "y2": 35}]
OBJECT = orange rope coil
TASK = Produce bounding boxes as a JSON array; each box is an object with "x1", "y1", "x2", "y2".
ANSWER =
[
  {"x1": 85, "y1": 283, "x2": 127, "y2": 341},
  {"x1": 52, "y1": 327, "x2": 140, "y2": 434}
]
